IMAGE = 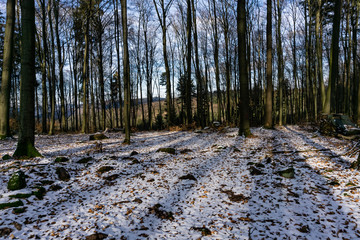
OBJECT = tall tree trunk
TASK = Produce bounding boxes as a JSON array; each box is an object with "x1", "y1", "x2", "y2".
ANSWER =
[
  {"x1": 82, "y1": 0, "x2": 91, "y2": 133},
  {"x1": 238, "y1": 0, "x2": 250, "y2": 137},
  {"x1": 0, "y1": 0, "x2": 15, "y2": 139},
  {"x1": 185, "y1": 0, "x2": 192, "y2": 125},
  {"x1": 211, "y1": 0, "x2": 222, "y2": 122},
  {"x1": 264, "y1": 0, "x2": 273, "y2": 128},
  {"x1": 48, "y1": 0, "x2": 56, "y2": 135},
  {"x1": 121, "y1": 0, "x2": 131, "y2": 144},
  {"x1": 324, "y1": 0, "x2": 342, "y2": 114},
  {"x1": 353, "y1": 1, "x2": 360, "y2": 122},
  {"x1": 13, "y1": 0, "x2": 41, "y2": 158},
  {"x1": 40, "y1": 0, "x2": 48, "y2": 133},
  {"x1": 54, "y1": 0, "x2": 66, "y2": 131},
  {"x1": 191, "y1": 0, "x2": 204, "y2": 128},
  {"x1": 276, "y1": 0, "x2": 284, "y2": 126},
  {"x1": 316, "y1": 0, "x2": 325, "y2": 111}
]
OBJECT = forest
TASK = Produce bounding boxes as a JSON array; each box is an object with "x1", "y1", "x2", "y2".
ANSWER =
[{"x1": 0, "y1": 0, "x2": 360, "y2": 239}]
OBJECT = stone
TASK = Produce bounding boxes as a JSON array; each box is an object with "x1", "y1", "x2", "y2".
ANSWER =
[
  {"x1": 77, "y1": 157, "x2": 93, "y2": 164},
  {"x1": 149, "y1": 204, "x2": 174, "y2": 221},
  {"x1": 191, "y1": 226, "x2": 212, "y2": 236},
  {"x1": 12, "y1": 207, "x2": 26, "y2": 214},
  {"x1": 54, "y1": 157, "x2": 69, "y2": 163},
  {"x1": 179, "y1": 174, "x2": 197, "y2": 181},
  {"x1": 9, "y1": 193, "x2": 32, "y2": 199},
  {"x1": 13, "y1": 222, "x2": 22, "y2": 231},
  {"x1": 103, "y1": 174, "x2": 119, "y2": 181},
  {"x1": 249, "y1": 166, "x2": 263, "y2": 175},
  {"x1": 0, "y1": 228, "x2": 12, "y2": 238},
  {"x1": 0, "y1": 200, "x2": 24, "y2": 210},
  {"x1": 130, "y1": 151, "x2": 139, "y2": 156},
  {"x1": 33, "y1": 187, "x2": 46, "y2": 200},
  {"x1": 89, "y1": 134, "x2": 108, "y2": 141},
  {"x1": 7, "y1": 171, "x2": 26, "y2": 191},
  {"x1": 85, "y1": 233, "x2": 108, "y2": 240},
  {"x1": 49, "y1": 184, "x2": 62, "y2": 191},
  {"x1": 2, "y1": 154, "x2": 12, "y2": 160},
  {"x1": 56, "y1": 167, "x2": 70, "y2": 181},
  {"x1": 96, "y1": 166, "x2": 114, "y2": 175},
  {"x1": 278, "y1": 167, "x2": 295, "y2": 179},
  {"x1": 157, "y1": 148, "x2": 176, "y2": 154}
]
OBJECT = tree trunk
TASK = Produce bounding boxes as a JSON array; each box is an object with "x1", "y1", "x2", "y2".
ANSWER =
[
  {"x1": 13, "y1": 0, "x2": 41, "y2": 158},
  {"x1": 324, "y1": 0, "x2": 342, "y2": 114},
  {"x1": 238, "y1": 0, "x2": 251, "y2": 137},
  {"x1": 276, "y1": 0, "x2": 284, "y2": 126},
  {"x1": 185, "y1": 0, "x2": 192, "y2": 125},
  {"x1": 48, "y1": 0, "x2": 56, "y2": 135},
  {"x1": 121, "y1": 0, "x2": 131, "y2": 144},
  {"x1": 264, "y1": 0, "x2": 273, "y2": 128},
  {"x1": 0, "y1": 0, "x2": 15, "y2": 139}
]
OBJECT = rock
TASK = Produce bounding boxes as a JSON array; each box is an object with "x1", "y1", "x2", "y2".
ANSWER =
[
  {"x1": 194, "y1": 129, "x2": 203, "y2": 133},
  {"x1": 179, "y1": 174, "x2": 197, "y2": 181},
  {"x1": 278, "y1": 167, "x2": 295, "y2": 179},
  {"x1": 9, "y1": 193, "x2": 33, "y2": 199},
  {"x1": 56, "y1": 167, "x2": 70, "y2": 181},
  {"x1": 12, "y1": 207, "x2": 26, "y2": 214},
  {"x1": 85, "y1": 232, "x2": 108, "y2": 240},
  {"x1": 49, "y1": 184, "x2": 62, "y2": 191},
  {"x1": 2, "y1": 154, "x2": 12, "y2": 160},
  {"x1": 255, "y1": 163, "x2": 265, "y2": 168},
  {"x1": 0, "y1": 200, "x2": 23, "y2": 210},
  {"x1": 13, "y1": 222, "x2": 22, "y2": 231},
  {"x1": 149, "y1": 204, "x2": 174, "y2": 220},
  {"x1": 222, "y1": 190, "x2": 249, "y2": 203},
  {"x1": 103, "y1": 174, "x2": 119, "y2": 181},
  {"x1": 77, "y1": 157, "x2": 93, "y2": 164},
  {"x1": 297, "y1": 225, "x2": 310, "y2": 233},
  {"x1": 249, "y1": 166, "x2": 263, "y2": 175},
  {"x1": 89, "y1": 134, "x2": 108, "y2": 141},
  {"x1": 7, "y1": 171, "x2": 26, "y2": 191},
  {"x1": 213, "y1": 121, "x2": 221, "y2": 127},
  {"x1": 320, "y1": 114, "x2": 360, "y2": 136},
  {"x1": 191, "y1": 226, "x2": 212, "y2": 236},
  {"x1": 32, "y1": 187, "x2": 46, "y2": 200},
  {"x1": 133, "y1": 198, "x2": 143, "y2": 204},
  {"x1": 130, "y1": 151, "x2": 139, "y2": 156},
  {"x1": 0, "y1": 228, "x2": 12, "y2": 237},
  {"x1": 350, "y1": 154, "x2": 360, "y2": 170},
  {"x1": 157, "y1": 148, "x2": 176, "y2": 154},
  {"x1": 180, "y1": 149, "x2": 193, "y2": 154},
  {"x1": 96, "y1": 166, "x2": 114, "y2": 175},
  {"x1": 265, "y1": 157, "x2": 272, "y2": 164},
  {"x1": 54, "y1": 157, "x2": 69, "y2": 163}
]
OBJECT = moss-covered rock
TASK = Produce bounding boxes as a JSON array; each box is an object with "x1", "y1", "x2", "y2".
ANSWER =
[
  {"x1": 2, "y1": 154, "x2": 12, "y2": 160},
  {"x1": 278, "y1": 167, "x2": 295, "y2": 179},
  {"x1": 32, "y1": 187, "x2": 46, "y2": 200},
  {"x1": 77, "y1": 157, "x2": 93, "y2": 164},
  {"x1": 96, "y1": 166, "x2": 114, "y2": 174},
  {"x1": 249, "y1": 166, "x2": 263, "y2": 175},
  {"x1": 7, "y1": 171, "x2": 26, "y2": 190},
  {"x1": 12, "y1": 207, "x2": 26, "y2": 214},
  {"x1": 55, "y1": 167, "x2": 70, "y2": 181},
  {"x1": 54, "y1": 157, "x2": 69, "y2": 163},
  {"x1": 157, "y1": 148, "x2": 176, "y2": 154},
  {"x1": 0, "y1": 200, "x2": 24, "y2": 210},
  {"x1": 89, "y1": 134, "x2": 108, "y2": 141},
  {"x1": 9, "y1": 193, "x2": 33, "y2": 199},
  {"x1": 85, "y1": 232, "x2": 108, "y2": 240},
  {"x1": 0, "y1": 227, "x2": 13, "y2": 238}
]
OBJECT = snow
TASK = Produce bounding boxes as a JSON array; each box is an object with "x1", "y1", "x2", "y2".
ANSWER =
[{"x1": 0, "y1": 125, "x2": 360, "y2": 239}]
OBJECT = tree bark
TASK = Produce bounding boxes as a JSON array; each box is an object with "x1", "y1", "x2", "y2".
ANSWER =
[
  {"x1": 0, "y1": 0, "x2": 15, "y2": 139},
  {"x1": 264, "y1": 0, "x2": 273, "y2": 128},
  {"x1": 238, "y1": 0, "x2": 251, "y2": 137},
  {"x1": 324, "y1": 0, "x2": 342, "y2": 114},
  {"x1": 13, "y1": 0, "x2": 41, "y2": 158}
]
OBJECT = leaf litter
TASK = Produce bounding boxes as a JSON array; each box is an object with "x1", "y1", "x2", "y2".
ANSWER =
[{"x1": 0, "y1": 126, "x2": 360, "y2": 239}]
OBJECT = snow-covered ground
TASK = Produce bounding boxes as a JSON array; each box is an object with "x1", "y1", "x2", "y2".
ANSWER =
[{"x1": 0, "y1": 125, "x2": 360, "y2": 239}]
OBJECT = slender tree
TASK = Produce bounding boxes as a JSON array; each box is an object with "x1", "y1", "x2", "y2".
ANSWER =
[
  {"x1": 324, "y1": 0, "x2": 342, "y2": 114},
  {"x1": 264, "y1": 0, "x2": 273, "y2": 128},
  {"x1": 121, "y1": 0, "x2": 131, "y2": 144},
  {"x1": 238, "y1": 0, "x2": 250, "y2": 136},
  {"x1": 0, "y1": 0, "x2": 15, "y2": 139},
  {"x1": 13, "y1": 0, "x2": 41, "y2": 158}
]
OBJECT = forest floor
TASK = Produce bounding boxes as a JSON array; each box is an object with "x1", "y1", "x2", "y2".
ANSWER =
[{"x1": 1, "y1": 125, "x2": 360, "y2": 239}]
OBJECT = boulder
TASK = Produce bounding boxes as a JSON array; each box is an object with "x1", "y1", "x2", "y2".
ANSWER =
[
  {"x1": 54, "y1": 157, "x2": 69, "y2": 163},
  {"x1": 0, "y1": 228, "x2": 12, "y2": 238},
  {"x1": 55, "y1": 167, "x2": 70, "y2": 181},
  {"x1": 2, "y1": 154, "x2": 12, "y2": 160},
  {"x1": 320, "y1": 114, "x2": 360, "y2": 136},
  {"x1": 0, "y1": 200, "x2": 24, "y2": 210},
  {"x1": 157, "y1": 148, "x2": 176, "y2": 154},
  {"x1": 89, "y1": 134, "x2": 108, "y2": 141},
  {"x1": 96, "y1": 166, "x2": 114, "y2": 175},
  {"x1": 278, "y1": 167, "x2": 295, "y2": 179},
  {"x1": 7, "y1": 171, "x2": 26, "y2": 190},
  {"x1": 85, "y1": 233, "x2": 108, "y2": 240}
]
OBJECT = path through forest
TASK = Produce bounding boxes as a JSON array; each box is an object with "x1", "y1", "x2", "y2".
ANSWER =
[{"x1": 0, "y1": 125, "x2": 360, "y2": 239}]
